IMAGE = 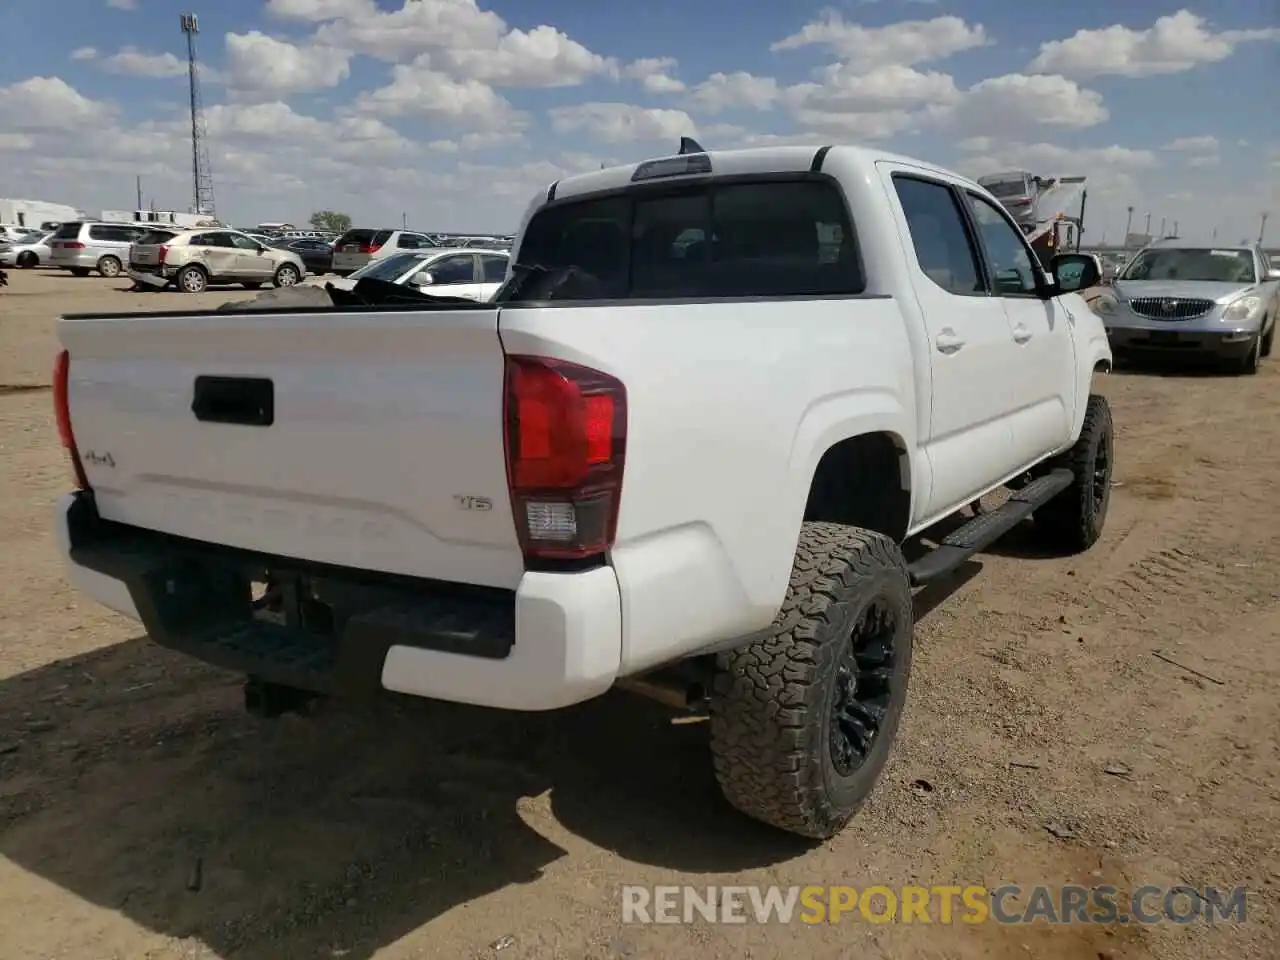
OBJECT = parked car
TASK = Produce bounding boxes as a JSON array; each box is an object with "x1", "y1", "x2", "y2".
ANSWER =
[
  {"x1": 0, "y1": 231, "x2": 54, "y2": 268},
  {"x1": 277, "y1": 237, "x2": 334, "y2": 275},
  {"x1": 48, "y1": 221, "x2": 148, "y2": 278},
  {"x1": 53, "y1": 141, "x2": 1112, "y2": 841},
  {"x1": 128, "y1": 227, "x2": 307, "y2": 293},
  {"x1": 331, "y1": 228, "x2": 436, "y2": 276},
  {"x1": 327, "y1": 247, "x2": 508, "y2": 300},
  {"x1": 1090, "y1": 239, "x2": 1280, "y2": 372}
]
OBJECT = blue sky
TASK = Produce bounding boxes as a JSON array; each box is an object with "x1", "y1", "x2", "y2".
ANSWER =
[{"x1": 0, "y1": 0, "x2": 1276, "y2": 241}]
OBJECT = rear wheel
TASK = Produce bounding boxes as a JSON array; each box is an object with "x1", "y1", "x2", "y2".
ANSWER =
[
  {"x1": 710, "y1": 522, "x2": 913, "y2": 839},
  {"x1": 274, "y1": 264, "x2": 300, "y2": 288},
  {"x1": 177, "y1": 264, "x2": 208, "y2": 294},
  {"x1": 97, "y1": 255, "x2": 122, "y2": 279},
  {"x1": 16, "y1": 251, "x2": 38, "y2": 268},
  {"x1": 1033, "y1": 394, "x2": 1113, "y2": 552}
]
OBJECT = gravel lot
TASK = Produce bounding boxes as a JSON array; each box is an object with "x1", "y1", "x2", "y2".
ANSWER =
[{"x1": 1, "y1": 268, "x2": 1277, "y2": 960}]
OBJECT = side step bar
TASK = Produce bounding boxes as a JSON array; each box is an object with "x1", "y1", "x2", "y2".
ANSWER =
[{"x1": 907, "y1": 468, "x2": 1074, "y2": 586}]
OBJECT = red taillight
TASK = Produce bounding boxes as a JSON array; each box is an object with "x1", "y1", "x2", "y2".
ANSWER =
[
  {"x1": 53, "y1": 349, "x2": 90, "y2": 491},
  {"x1": 157, "y1": 244, "x2": 169, "y2": 265},
  {"x1": 64, "y1": 241, "x2": 85, "y2": 249},
  {"x1": 359, "y1": 243, "x2": 381, "y2": 254},
  {"x1": 503, "y1": 356, "x2": 626, "y2": 560}
]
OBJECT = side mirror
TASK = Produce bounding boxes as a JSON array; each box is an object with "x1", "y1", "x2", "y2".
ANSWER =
[
  {"x1": 412, "y1": 271, "x2": 434, "y2": 286},
  {"x1": 1050, "y1": 252, "x2": 1101, "y2": 293}
]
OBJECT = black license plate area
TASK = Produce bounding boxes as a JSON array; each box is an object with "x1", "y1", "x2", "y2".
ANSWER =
[{"x1": 1146, "y1": 331, "x2": 1178, "y2": 345}]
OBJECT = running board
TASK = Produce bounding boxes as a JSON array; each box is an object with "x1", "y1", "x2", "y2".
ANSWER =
[{"x1": 907, "y1": 468, "x2": 1075, "y2": 586}]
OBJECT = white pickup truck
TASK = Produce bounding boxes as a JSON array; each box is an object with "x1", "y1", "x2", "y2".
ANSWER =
[{"x1": 53, "y1": 143, "x2": 1114, "y2": 840}]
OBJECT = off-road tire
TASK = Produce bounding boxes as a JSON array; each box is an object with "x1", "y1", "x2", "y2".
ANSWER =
[
  {"x1": 1033, "y1": 394, "x2": 1113, "y2": 552},
  {"x1": 69, "y1": 267, "x2": 90, "y2": 277},
  {"x1": 177, "y1": 264, "x2": 208, "y2": 294},
  {"x1": 709, "y1": 522, "x2": 914, "y2": 839},
  {"x1": 96, "y1": 255, "x2": 122, "y2": 278},
  {"x1": 273, "y1": 264, "x2": 300, "y2": 288},
  {"x1": 16, "y1": 251, "x2": 37, "y2": 268}
]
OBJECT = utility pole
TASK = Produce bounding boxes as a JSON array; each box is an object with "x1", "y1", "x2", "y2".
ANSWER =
[
  {"x1": 1172, "y1": 220, "x2": 1178, "y2": 237},
  {"x1": 1159, "y1": 216, "x2": 1166, "y2": 237},
  {"x1": 1261, "y1": 212, "x2": 1269, "y2": 244},
  {"x1": 180, "y1": 13, "x2": 215, "y2": 218},
  {"x1": 136, "y1": 175, "x2": 143, "y2": 211},
  {"x1": 1124, "y1": 205, "x2": 1134, "y2": 249},
  {"x1": 1144, "y1": 212, "x2": 1151, "y2": 235}
]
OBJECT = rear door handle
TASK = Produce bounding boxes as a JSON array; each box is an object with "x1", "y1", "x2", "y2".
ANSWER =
[
  {"x1": 1012, "y1": 324, "x2": 1033, "y2": 343},
  {"x1": 935, "y1": 330, "x2": 965, "y2": 353}
]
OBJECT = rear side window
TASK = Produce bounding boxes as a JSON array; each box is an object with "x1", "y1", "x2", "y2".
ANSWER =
[
  {"x1": 337, "y1": 229, "x2": 393, "y2": 248},
  {"x1": 54, "y1": 222, "x2": 83, "y2": 240},
  {"x1": 480, "y1": 254, "x2": 509, "y2": 282},
  {"x1": 891, "y1": 176, "x2": 983, "y2": 296},
  {"x1": 88, "y1": 224, "x2": 134, "y2": 242},
  {"x1": 506, "y1": 179, "x2": 863, "y2": 301},
  {"x1": 396, "y1": 232, "x2": 432, "y2": 249}
]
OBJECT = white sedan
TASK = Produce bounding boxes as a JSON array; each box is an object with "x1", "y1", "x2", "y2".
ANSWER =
[
  {"x1": 0, "y1": 231, "x2": 54, "y2": 268},
  {"x1": 325, "y1": 247, "x2": 509, "y2": 301}
]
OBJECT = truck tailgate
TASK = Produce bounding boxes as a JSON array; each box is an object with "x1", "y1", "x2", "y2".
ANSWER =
[{"x1": 58, "y1": 307, "x2": 524, "y2": 589}]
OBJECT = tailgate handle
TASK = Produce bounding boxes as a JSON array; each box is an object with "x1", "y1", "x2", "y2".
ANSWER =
[{"x1": 192, "y1": 376, "x2": 274, "y2": 426}]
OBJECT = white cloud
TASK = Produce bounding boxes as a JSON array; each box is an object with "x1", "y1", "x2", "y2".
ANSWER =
[
  {"x1": 311, "y1": 0, "x2": 509, "y2": 63},
  {"x1": 1163, "y1": 135, "x2": 1219, "y2": 153},
  {"x1": 939, "y1": 73, "x2": 1107, "y2": 135},
  {"x1": 549, "y1": 103, "x2": 697, "y2": 143},
  {"x1": 687, "y1": 72, "x2": 781, "y2": 113},
  {"x1": 106, "y1": 0, "x2": 138, "y2": 9},
  {"x1": 437, "y1": 25, "x2": 615, "y2": 87},
  {"x1": 265, "y1": 0, "x2": 376, "y2": 20},
  {"x1": 622, "y1": 58, "x2": 685, "y2": 94},
  {"x1": 70, "y1": 47, "x2": 98, "y2": 61},
  {"x1": 1028, "y1": 10, "x2": 1280, "y2": 79},
  {"x1": 0, "y1": 76, "x2": 115, "y2": 131},
  {"x1": 353, "y1": 57, "x2": 522, "y2": 131},
  {"x1": 772, "y1": 13, "x2": 990, "y2": 68},
  {"x1": 787, "y1": 63, "x2": 961, "y2": 113},
  {"x1": 223, "y1": 31, "x2": 350, "y2": 99},
  {"x1": 98, "y1": 47, "x2": 189, "y2": 79}
]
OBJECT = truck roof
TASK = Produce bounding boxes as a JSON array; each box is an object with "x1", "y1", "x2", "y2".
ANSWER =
[{"x1": 548, "y1": 144, "x2": 982, "y2": 205}]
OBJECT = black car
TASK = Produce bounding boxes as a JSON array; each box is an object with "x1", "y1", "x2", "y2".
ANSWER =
[{"x1": 278, "y1": 238, "x2": 333, "y2": 275}]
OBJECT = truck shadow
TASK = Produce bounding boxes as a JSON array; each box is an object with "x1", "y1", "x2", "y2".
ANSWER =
[{"x1": 0, "y1": 637, "x2": 807, "y2": 959}]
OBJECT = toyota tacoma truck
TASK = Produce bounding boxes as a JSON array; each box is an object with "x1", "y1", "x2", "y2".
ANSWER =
[{"x1": 53, "y1": 143, "x2": 1114, "y2": 840}]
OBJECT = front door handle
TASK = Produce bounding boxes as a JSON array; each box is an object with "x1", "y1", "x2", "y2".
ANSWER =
[
  {"x1": 935, "y1": 330, "x2": 965, "y2": 353},
  {"x1": 1012, "y1": 324, "x2": 1033, "y2": 344}
]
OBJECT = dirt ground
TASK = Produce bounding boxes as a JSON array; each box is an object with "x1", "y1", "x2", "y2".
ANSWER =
[{"x1": 1, "y1": 268, "x2": 1277, "y2": 960}]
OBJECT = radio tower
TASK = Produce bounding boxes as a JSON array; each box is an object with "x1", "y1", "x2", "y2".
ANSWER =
[{"x1": 180, "y1": 13, "x2": 216, "y2": 218}]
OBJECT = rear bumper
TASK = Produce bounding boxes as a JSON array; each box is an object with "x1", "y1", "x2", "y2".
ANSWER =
[
  {"x1": 127, "y1": 267, "x2": 172, "y2": 288},
  {"x1": 55, "y1": 492, "x2": 623, "y2": 711}
]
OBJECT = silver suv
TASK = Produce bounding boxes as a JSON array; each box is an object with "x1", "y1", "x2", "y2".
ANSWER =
[{"x1": 48, "y1": 221, "x2": 145, "y2": 278}]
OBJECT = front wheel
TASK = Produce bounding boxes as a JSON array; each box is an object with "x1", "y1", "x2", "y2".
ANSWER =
[
  {"x1": 710, "y1": 522, "x2": 913, "y2": 839},
  {"x1": 1235, "y1": 335, "x2": 1261, "y2": 375},
  {"x1": 16, "y1": 251, "x2": 38, "y2": 268},
  {"x1": 1032, "y1": 394, "x2": 1113, "y2": 552},
  {"x1": 97, "y1": 255, "x2": 122, "y2": 278},
  {"x1": 273, "y1": 264, "x2": 300, "y2": 288},
  {"x1": 177, "y1": 264, "x2": 208, "y2": 293}
]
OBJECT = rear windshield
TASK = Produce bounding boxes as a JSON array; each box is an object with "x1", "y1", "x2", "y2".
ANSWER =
[
  {"x1": 136, "y1": 230, "x2": 176, "y2": 244},
  {"x1": 336, "y1": 229, "x2": 393, "y2": 247},
  {"x1": 53, "y1": 222, "x2": 83, "y2": 240},
  {"x1": 503, "y1": 179, "x2": 863, "y2": 301}
]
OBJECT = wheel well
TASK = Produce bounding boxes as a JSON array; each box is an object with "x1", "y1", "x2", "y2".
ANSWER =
[
  {"x1": 98, "y1": 253, "x2": 120, "y2": 263},
  {"x1": 1093, "y1": 358, "x2": 1112, "y2": 374},
  {"x1": 804, "y1": 432, "x2": 911, "y2": 543}
]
